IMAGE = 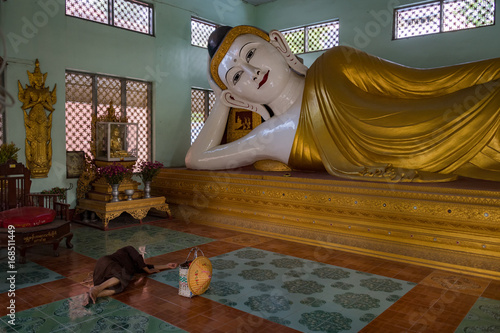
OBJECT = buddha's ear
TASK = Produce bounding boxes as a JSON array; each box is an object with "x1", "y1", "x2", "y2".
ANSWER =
[
  {"x1": 269, "y1": 30, "x2": 308, "y2": 76},
  {"x1": 220, "y1": 90, "x2": 271, "y2": 120}
]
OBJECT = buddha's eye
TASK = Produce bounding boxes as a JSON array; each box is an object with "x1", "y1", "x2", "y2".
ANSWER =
[
  {"x1": 246, "y1": 48, "x2": 256, "y2": 62},
  {"x1": 233, "y1": 70, "x2": 243, "y2": 85}
]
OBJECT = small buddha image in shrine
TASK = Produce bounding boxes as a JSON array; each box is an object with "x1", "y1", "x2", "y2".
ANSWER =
[{"x1": 234, "y1": 111, "x2": 253, "y2": 131}]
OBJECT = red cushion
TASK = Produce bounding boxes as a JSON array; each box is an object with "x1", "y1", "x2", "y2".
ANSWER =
[{"x1": 0, "y1": 207, "x2": 56, "y2": 228}]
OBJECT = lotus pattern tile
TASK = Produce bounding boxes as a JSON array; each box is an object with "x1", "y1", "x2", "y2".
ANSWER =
[{"x1": 455, "y1": 297, "x2": 500, "y2": 333}]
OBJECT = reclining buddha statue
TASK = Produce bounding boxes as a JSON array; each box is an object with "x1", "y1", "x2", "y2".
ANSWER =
[{"x1": 186, "y1": 25, "x2": 500, "y2": 183}]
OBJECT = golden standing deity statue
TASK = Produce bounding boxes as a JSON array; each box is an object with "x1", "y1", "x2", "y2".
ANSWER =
[{"x1": 17, "y1": 59, "x2": 56, "y2": 178}]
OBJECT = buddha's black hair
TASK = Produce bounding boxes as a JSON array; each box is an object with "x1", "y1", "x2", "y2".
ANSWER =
[{"x1": 208, "y1": 26, "x2": 233, "y2": 58}]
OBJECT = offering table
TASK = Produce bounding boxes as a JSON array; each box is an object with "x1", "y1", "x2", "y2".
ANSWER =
[{"x1": 76, "y1": 196, "x2": 171, "y2": 230}]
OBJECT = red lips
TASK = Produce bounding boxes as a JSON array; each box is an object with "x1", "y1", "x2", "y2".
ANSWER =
[{"x1": 258, "y1": 71, "x2": 269, "y2": 89}]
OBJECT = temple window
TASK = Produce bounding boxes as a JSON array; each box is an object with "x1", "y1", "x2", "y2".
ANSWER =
[
  {"x1": 394, "y1": 0, "x2": 495, "y2": 39},
  {"x1": 191, "y1": 17, "x2": 218, "y2": 48},
  {"x1": 190, "y1": 88, "x2": 215, "y2": 144},
  {"x1": 65, "y1": 71, "x2": 153, "y2": 166},
  {"x1": 281, "y1": 20, "x2": 340, "y2": 54},
  {"x1": 65, "y1": 0, "x2": 154, "y2": 36}
]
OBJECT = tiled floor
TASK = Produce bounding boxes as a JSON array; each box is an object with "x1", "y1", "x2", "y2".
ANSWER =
[{"x1": 1, "y1": 217, "x2": 500, "y2": 332}]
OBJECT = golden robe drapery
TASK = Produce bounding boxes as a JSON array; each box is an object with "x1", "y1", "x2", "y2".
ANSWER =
[{"x1": 289, "y1": 46, "x2": 500, "y2": 182}]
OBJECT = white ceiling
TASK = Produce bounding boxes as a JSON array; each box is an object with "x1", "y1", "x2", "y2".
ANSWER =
[{"x1": 242, "y1": 0, "x2": 277, "y2": 6}]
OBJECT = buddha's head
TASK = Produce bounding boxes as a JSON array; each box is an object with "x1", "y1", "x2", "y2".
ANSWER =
[
  {"x1": 208, "y1": 25, "x2": 295, "y2": 107},
  {"x1": 112, "y1": 127, "x2": 120, "y2": 137}
]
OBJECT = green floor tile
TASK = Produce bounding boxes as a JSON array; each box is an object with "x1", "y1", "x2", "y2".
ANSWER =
[
  {"x1": 455, "y1": 297, "x2": 500, "y2": 333},
  {"x1": 0, "y1": 259, "x2": 64, "y2": 293},
  {"x1": 71, "y1": 225, "x2": 213, "y2": 259},
  {"x1": 0, "y1": 297, "x2": 186, "y2": 333}
]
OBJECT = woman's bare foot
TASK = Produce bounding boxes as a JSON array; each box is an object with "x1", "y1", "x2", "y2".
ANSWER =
[
  {"x1": 82, "y1": 292, "x2": 92, "y2": 306},
  {"x1": 88, "y1": 287, "x2": 98, "y2": 304}
]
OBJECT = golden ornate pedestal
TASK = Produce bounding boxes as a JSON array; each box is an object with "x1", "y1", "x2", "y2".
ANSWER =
[
  {"x1": 154, "y1": 167, "x2": 500, "y2": 280},
  {"x1": 88, "y1": 177, "x2": 143, "y2": 201},
  {"x1": 77, "y1": 159, "x2": 171, "y2": 229},
  {"x1": 77, "y1": 196, "x2": 171, "y2": 230}
]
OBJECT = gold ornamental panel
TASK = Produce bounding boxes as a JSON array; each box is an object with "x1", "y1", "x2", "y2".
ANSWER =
[{"x1": 154, "y1": 168, "x2": 500, "y2": 279}]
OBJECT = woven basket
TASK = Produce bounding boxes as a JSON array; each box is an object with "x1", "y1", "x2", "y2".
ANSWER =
[{"x1": 178, "y1": 247, "x2": 212, "y2": 298}]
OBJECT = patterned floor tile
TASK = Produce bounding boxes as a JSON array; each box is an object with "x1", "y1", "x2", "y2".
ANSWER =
[
  {"x1": 0, "y1": 259, "x2": 64, "y2": 293},
  {"x1": 420, "y1": 270, "x2": 490, "y2": 296},
  {"x1": 70, "y1": 225, "x2": 213, "y2": 259},
  {"x1": 3, "y1": 220, "x2": 495, "y2": 332},
  {"x1": 151, "y1": 247, "x2": 416, "y2": 333},
  {"x1": 0, "y1": 307, "x2": 62, "y2": 333},
  {"x1": 0, "y1": 296, "x2": 186, "y2": 333},
  {"x1": 454, "y1": 297, "x2": 500, "y2": 332}
]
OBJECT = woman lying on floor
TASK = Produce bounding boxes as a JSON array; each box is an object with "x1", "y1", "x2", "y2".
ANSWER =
[{"x1": 84, "y1": 245, "x2": 178, "y2": 305}]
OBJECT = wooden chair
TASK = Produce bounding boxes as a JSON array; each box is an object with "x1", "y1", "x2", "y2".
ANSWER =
[
  {"x1": 0, "y1": 160, "x2": 73, "y2": 263},
  {"x1": 29, "y1": 192, "x2": 71, "y2": 222}
]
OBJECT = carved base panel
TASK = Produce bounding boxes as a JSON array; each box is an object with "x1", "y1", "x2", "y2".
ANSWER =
[
  {"x1": 87, "y1": 190, "x2": 144, "y2": 202},
  {"x1": 92, "y1": 178, "x2": 141, "y2": 193},
  {"x1": 154, "y1": 168, "x2": 500, "y2": 279},
  {"x1": 76, "y1": 197, "x2": 171, "y2": 230}
]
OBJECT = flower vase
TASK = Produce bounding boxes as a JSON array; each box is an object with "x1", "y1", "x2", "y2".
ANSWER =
[
  {"x1": 111, "y1": 184, "x2": 120, "y2": 202},
  {"x1": 144, "y1": 181, "x2": 151, "y2": 198}
]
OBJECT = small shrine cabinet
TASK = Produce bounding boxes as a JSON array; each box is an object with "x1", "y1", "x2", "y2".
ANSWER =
[{"x1": 96, "y1": 122, "x2": 138, "y2": 162}]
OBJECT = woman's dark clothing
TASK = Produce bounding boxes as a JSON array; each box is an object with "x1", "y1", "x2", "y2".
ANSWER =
[{"x1": 93, "y1": 246, "x2": 153, "y2": 293}]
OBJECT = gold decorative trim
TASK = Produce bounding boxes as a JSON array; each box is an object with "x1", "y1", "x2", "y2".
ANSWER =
[
  {"x1": 156, "y1": 168, "x2": 500, "y2": 279},
  {"x1": 76, "y1": 197, "x2": 170, "y2": 230}
]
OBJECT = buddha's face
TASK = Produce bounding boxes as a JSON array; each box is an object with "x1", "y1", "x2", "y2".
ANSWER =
[{"x1": 218, "y1": 34, "x2": 291, "y2": 105}]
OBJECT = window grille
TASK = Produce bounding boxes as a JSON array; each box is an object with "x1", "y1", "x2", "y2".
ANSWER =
[
  {"x1": 125, "y1": 80, "x2": 151, "y2": 165},
  {"x1": 282, "y1": 20, "x2": 339, "y2": 54},
  {"x1": 66, "y1": 0, "x2": 154, "y2": 36},
  {"x1": 114, "y1": 0, "x2": 153, "y2": 34},
  {"x1": 191, "y1": 88, "x2": 215, "y2": 144},
  {"x1": 443, "y1": 0, "x2": 495, "y2": 31},
  {"x1": 395, "y1": 0, "x2": 495, "y2": 39},
  {"x1": 191, "y1": 17, "x2": 218, "y2": 48},
  {"x1": 66, "y1": 0, "x2": 108, "y2": 24},
  {"x1": 281, "y1": 28, "x2": 305, "y2": 54},
  {"x1": 65, "y1": 71, "x2": 153, "y2": 169}
]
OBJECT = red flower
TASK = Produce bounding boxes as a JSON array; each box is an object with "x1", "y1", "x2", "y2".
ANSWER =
[
  {"x1": 138, "y1": 160, "x2": 164, "y2": 182},
  {"x1": 98, "y1": 163, "x2": 131, "y2": 185}
]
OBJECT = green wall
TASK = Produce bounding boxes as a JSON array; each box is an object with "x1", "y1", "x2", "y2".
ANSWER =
[
  {"x1": 255, "y1": 0, "x2": 500, "y2": 68},
  {"x1": 0, "y1": 0, "x2": 498, "y2": 207},
  {"x1": 0, "y1": 0, "x2": 254, "y2": 206}
]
